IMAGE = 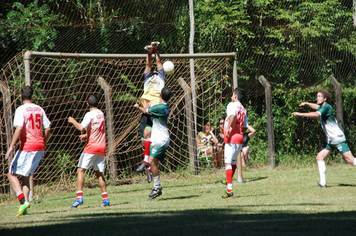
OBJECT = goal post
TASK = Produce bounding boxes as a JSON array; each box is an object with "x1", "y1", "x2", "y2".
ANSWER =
[{"x1": 0, "y1": 51, "x2": 242, "y2": 192}]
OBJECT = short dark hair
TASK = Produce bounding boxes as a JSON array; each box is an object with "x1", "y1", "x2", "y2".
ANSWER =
[
  {"x1": 318, "y1": 89, "x2": 332, "y2": 103},
  {"x1": 234, "y1": 87, "x2": 245, "y2": 102},
  {"x1": 88, "y1": 94, "x2": 99, "y2": 107},
  {"x1": 21, "y1": 86, "x2": 33, "y2": 101},
  {"x1": 161, "y1": 86, "x2": 172, "y2": 102}
]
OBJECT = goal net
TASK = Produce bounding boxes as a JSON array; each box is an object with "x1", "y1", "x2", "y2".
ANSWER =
[{"x1": 0, "y1": 51, "x2": 235, "y2": 198}]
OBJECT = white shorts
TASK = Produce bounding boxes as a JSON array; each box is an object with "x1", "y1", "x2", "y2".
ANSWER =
[
  {"x1": 9, "y1": 150, "x2": 45, "y2": 177},
  {"x1": 224, "y1": 143, "x2": 242, "y2": 165},
  {"x1": 78, "y1": 153, "x2": 106, "y2": 172}
]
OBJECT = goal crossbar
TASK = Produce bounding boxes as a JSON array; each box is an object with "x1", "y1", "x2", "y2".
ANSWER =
[
  {"x1": 24, "y1": 51, "x2": 237, "y2": 60},
  {"x1": 23, "y1": 51, "x2": 238, "y2": 88}
]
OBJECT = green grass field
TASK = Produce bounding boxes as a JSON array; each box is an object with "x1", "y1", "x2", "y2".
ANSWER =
[{"x1": 1, "y1": 164, "x2": 356, "y2": 235}]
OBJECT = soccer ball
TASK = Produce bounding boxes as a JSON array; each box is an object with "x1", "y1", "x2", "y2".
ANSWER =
[{"x1": 163, "y1": 61, "x2": 175, "y2": 75}]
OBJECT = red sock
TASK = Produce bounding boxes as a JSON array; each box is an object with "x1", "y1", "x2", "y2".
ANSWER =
[
  {"x1": 102, "y1": 192, "x2": 108, "y2": 201},
  {"x1": 17, "y1": 192, "x2": 25, "y2": 204},
  {"x1": 144, "y1": 141, "x2": 151, "y2": 164},
  {"x1": 76, "y1": 191, "x2": 83, "y2": 200},
  {"x1": 232, "y1": 164, "x2": 237, "y2": 177},
  {"x1": 226, "y1": 168, "x2": 233, "y2": 185}
]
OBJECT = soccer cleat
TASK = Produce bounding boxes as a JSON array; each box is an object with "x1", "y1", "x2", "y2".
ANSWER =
[
  {"x1": 220, "y1": 179, "x2": 227, "y2": 185},
  {"x1": 147, "y1": 170, "x2": 153, "y2": 183},
  {"x1": 316, "y1": 184, "x2": 327, "y2": 188},
  {"x1": 136, "y1": 162, "x2": 148, "y2": 172},
  {"x1": 148, "y1": 186, "x2": 162, "y2": 201},
  {"x1": 101, "y1": 199, "x2": 110, "y2": 207},
  {"x1": 17, "y1": 201, "x2": 30, "y2": 216},
  {"x1": 222, "y1": 190, "x2": 234, "y2": 198},
  {"x1": 151, "y1": 41, "x2": 160, "y2": 51},
  {"x1": 70, "y1": 198, "x2": 84, "y2": 208}
]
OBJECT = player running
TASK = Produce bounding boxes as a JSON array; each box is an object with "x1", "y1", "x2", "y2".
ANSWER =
[
  {"x1": 292, "y1": 89, "x2": 356, "y2": 187},
  {"x1": 68, "y1": 94, "x2": 110, "y2": 208},
  {"x1": 222, "y1": 88, "x2": 248, "y2": 198},
  {"x1": 134, "y1": 87, "x2": 172, "y2": 200},
  {"x1": 5, "y1": 86, "x2": 51, "y2": 216},
  {"x1": 136, "y1": 41, "x2": 166, "y2": 184}
]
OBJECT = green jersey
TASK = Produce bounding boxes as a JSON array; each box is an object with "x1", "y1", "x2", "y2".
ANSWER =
[
  {"x1": 147, "y1": 103, "x2": 170, "y2": 142},
  {"x1": 317, "y1": 103, "x2": 346, "y2": 145}
]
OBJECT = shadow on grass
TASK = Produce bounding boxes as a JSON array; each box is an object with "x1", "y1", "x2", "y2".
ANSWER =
[
  {"x1": 244, "y1": 176, "x2": 268, "y2": 182},
  {"x1": 2, "y1": 208, "x2": 356, "y2": 236},
  {"x1": 338, "y1": 183, "x2": 356, "y2": 187}
]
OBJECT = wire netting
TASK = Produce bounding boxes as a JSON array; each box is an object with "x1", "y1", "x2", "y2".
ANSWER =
[
  {"x1": 0, "y1": 52, "x2": 235, "y2": 199},
  {"x1": 1, "y1": 1, "x2": 356, "y2": 201}
]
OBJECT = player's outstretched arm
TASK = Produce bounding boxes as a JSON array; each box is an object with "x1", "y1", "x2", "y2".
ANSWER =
[
  {"x1": 299, "y1": 102, "x2": 318, "y2": 110},
  {"x1": 5, "y1": 126, "x2": 22, "y2": 160},
  {"x1": 145, "y1": 53, "x2": 152, "y2": 74},
  {"x1": 134, "y1": 103, "x2": 149, "y2": 114},
  {"x1": 68, "y1": 117, "x2": 85, "y2": 133},
  {"x1": 155, "y1": 50, "x2": 163, "y2": 71},
  {"x1": 292, "y1": 111, "x2": 320, "y2": 118}
]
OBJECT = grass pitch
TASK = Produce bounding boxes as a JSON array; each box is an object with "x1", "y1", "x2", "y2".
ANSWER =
[{"x1": 1, "y1": 164, "x2": 356, "y2": 235}]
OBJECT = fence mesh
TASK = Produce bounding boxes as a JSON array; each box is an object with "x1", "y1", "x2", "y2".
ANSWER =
[
  {"x1": 1, "y1": 1, "x2": 356, "y2": 201},
  {"x1": 0, "y1": 52, "x2": 236, "y2": 198}
]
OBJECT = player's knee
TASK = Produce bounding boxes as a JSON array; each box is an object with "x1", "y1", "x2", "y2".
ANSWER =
[
  {"x1": 143, "y1": 129, "x2": 151, "y2": 139},
  {"x1": 95, "y1": 170, "x2": 103, "y2": 178},
  {"x1": 77, "y1": 168, "x2": 86, "y2": 174}
]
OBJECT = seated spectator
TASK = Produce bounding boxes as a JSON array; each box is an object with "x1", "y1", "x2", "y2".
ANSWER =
[
  {"x1": 213, "y1": 118, "x2": 225, "y2": 168},
  {"x1": 241, "y1": 125, "x2": 256, "y2": 167},
  {"x1": 197, "y1": 121, "x2": 218, "y2": 160}
]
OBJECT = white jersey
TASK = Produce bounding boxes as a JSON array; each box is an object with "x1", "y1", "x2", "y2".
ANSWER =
[{"x1": 13, "y1": 103, "x2": 51, "y2": 151}]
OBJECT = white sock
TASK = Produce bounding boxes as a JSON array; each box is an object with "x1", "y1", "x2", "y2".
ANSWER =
[
  {"x1": 227, "y1": 184, "x2": 232, "y2": 191},
  {"x1": 317, "y1": 160, "x2": 326, "y2": 186},
  {"x1": 353, "y1": 158, "x2": 356, "y2": 167},
  {"x1": 144, "y1": 155, "x2": 149, "y2": 163},
  {"x1": 153, "y1": 175, "x2": 160, "y2": 188}
]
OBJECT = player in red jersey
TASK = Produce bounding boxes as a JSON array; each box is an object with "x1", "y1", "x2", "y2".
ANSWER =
[
  {"x1": 222, "y1": 88, "x2": 248, "y2": 198},
  {"x1": 5, "y1": 86, "x2": 51, "y2": 216},
  {"x1": 68, "y1": 95, "x2": 110, "y2": 208}
]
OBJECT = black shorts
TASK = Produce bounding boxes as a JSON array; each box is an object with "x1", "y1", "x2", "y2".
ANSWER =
[{"x1": 139, "y1": 113, "x2": 153, "y2": 138}]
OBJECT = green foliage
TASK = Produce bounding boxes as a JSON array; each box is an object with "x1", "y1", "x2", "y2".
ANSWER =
[
  {"x1": 55, "y1": 150, "x2": 76, "y2": 176},
  {"x1": 0, "y1": 1, "x2": 61, "y2": 51}
]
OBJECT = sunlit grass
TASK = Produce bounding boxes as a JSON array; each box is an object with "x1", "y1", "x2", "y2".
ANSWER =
[{"x1": 1, "y1": 164, "x2": 356, "y2": 235}]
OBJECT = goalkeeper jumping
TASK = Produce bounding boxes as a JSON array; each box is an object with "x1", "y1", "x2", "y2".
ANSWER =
[{"x1": 136, "y1": 41, "x2": 166, "y2": 183}]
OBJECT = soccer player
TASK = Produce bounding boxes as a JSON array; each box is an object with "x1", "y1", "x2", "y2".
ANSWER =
[
  {"x1": 292, "y1": 89, "x2": 356, "y2": 187},
  {"x1": 5, "y1": 86, "x2": 51, "y2": 216},
  {"x1": 134, "y1": 86, "x2": 172, "y2": 200},
  {"x1": 68, "y1": 95, "x2": 110, "y2": 208},
  {"x1": 136, "y1": 41, "x2": 166, "y2": 184},
  {"x1": 222, "y1": 88, "x2": 248, "y2": 198}
]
